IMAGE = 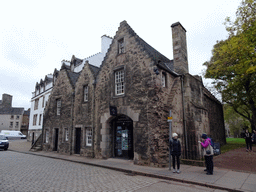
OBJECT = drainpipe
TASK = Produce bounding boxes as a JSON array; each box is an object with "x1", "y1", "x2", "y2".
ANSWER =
[
  {"x1": 181, "y1": 74, "x2": 188, "y2": 159},
  {"x1": 70, "y1": 91, "x2": 75, "y2": 155},
  {"x1": 92, "y1": 79, "x2": 96, "y2": 158}
]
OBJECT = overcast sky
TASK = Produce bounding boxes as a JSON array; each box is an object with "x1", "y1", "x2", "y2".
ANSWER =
[{"x1": 0, "y1": 0, "x2": 242, "y2": 110}]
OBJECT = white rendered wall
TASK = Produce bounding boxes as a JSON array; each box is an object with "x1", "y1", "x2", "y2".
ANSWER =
[
  {"x1": 29, "y1": 89, "x2": 52, "y2": 131},
  {"x1": 0, "y1": 114, "x2": 23, "y2": 131}
]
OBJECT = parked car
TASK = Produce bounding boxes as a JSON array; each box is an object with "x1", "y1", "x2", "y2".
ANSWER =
[
  {"x1": 0, "y1": 134, "x2": 9, "y2": 150},
  {"x1": 0, "y1": 130, "x2": 26, "y2": 139}
]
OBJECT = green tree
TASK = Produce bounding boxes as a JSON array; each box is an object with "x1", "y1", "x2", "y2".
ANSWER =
[{"x1": 203, "y1": 0, "x2": 256, "y2": 130}]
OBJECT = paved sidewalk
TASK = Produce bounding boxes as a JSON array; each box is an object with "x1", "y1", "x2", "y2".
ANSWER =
[{"x1": 8, "y1": 140, "x2": 256, "y2": 192}]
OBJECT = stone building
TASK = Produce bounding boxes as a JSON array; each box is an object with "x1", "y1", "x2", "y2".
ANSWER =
[
  {"x1": 28, "y1": 35, "x2": 112, "y2": 144},
  {"x1": 0, "y1": 94, "x2": 24, "y2": 132},
  {"x1": 42, "y1": 21, "x2": 226, "y2": 167}
]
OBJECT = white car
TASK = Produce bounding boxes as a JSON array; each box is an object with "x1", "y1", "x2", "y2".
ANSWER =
[{"x1": 0, "y1": 134, "x2": 9, "y2": 150}]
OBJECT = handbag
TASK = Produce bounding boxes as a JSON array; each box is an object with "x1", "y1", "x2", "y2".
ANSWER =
[{"x1": 205, "y1": 140, "x2": 214, "y2": 155}]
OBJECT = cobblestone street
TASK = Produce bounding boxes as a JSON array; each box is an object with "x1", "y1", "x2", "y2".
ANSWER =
[{"x1": 0, "y1": 151, "x2": 226, "y2": 192}]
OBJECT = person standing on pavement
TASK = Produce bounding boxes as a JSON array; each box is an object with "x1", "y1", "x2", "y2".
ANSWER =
[
  {"x1": 244, "y1": 129, "x2": 252, "y2": 152},
  {"x1": 170, "y1": 133, "x2": 181, "y2": 174},
  {"x1": 199, "y1": 134, "x2": 214, "y2": 175}
]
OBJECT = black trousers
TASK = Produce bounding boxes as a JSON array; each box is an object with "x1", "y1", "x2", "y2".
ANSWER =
[
  {"x1": 172, "y1": 155, "x2": 180, "y2": 169},
  {"x1": 246, "y1": 141, "x2": 252, "y2": 150},
  {"x1": 205, "y1": 155, "x2": 213, "y2": 174}
]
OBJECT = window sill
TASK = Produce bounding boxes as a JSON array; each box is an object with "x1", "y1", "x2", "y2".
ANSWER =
[{"x1": 112, "y1": 94, "x2": 125, "y2": 99}]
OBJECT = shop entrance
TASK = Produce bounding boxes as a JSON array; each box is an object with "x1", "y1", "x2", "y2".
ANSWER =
[{"x1": 111, "y1": 115, "x2": 133, "y2": 159}]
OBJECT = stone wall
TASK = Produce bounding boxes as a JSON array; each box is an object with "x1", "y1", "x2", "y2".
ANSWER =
[{"x1": 42, "y1": 69, "x2": 74, "y2": 154}]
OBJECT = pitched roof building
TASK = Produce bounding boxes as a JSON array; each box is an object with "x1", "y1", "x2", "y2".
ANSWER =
[{"x1": 39, "y1": 21, "x2": 226, "y2": 167}]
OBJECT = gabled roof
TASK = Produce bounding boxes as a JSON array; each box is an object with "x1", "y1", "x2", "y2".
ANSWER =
[
  {"x1": 102, "y1": 20, "x2": 177, "y2": 75},
  {"x1": 67, "y1": 71, "x2": 80, "y2": 88},
  {"x1": 89, "y1": 64, "x2": 100, "y2": 77},
  {"x1": 71, "y1": 55, "x2": 83, "y2": 67},
  {"x1": 0, "y1": 107, "x2": 24, "y2": 115}
]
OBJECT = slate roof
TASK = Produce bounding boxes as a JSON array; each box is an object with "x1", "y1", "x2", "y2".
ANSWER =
[
  {"x1": 67, "y1": 71, "x2": 80, "y2": 88},
  {"x1": 89, "y1": 64, "x2": 100, "y2": 77},
  {"x1": 0, "y1": 107, "x2": 24, "y2": 115}
]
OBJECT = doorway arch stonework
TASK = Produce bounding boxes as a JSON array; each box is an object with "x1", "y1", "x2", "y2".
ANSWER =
[{"x1": 100, "y1": 106, "x2": 140, "y2": 158}]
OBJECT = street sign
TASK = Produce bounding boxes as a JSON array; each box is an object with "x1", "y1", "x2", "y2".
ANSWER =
[{"x1": 167, "y1": 116, "x2": 173, "y2": 122}]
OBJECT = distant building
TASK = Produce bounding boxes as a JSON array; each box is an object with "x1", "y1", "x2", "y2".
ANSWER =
[
  {"x1": 0, "y1": 94, "x2": 24, "y2": 132},
  {"x1": 21, "y1": 109, "x2": 30, "y2": 136},
  {"x1": 28, "y1": 35, "x2": 112, "y2": 143}
]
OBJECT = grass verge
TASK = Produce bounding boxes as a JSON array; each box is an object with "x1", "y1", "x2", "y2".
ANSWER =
[{"x1": 220, "y1": 138, "x2": 246, "y2": 154}]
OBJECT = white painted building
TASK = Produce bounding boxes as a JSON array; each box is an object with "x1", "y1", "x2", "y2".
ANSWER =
[{"x1": 28, "y1": 35, "x2": 112, "y2": 142}]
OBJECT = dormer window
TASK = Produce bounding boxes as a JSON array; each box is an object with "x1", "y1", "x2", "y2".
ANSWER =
[
  {"x1": 118, "y1": 38, "x2": 124, "y2": 54},
  {"x1": 161, "y1": 72, "x2": 166, "y2": 88}
]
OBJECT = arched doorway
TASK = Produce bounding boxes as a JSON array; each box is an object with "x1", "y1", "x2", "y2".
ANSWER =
[{"x1": 110, "y1": 115, "x2": 133, "y2": 159}]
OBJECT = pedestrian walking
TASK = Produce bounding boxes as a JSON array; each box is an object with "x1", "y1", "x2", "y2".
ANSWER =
[
  {"x1": 244, "y1": 129, "x2": 252, "y2": 152},
  {"x1": 170, "y1": 133, "x2": 181, "y2": 173},
  {"x1": 199, "y1": 133, "x2": 214, "y2": 175}
]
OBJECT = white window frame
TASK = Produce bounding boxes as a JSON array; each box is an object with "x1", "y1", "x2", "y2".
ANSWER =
[
  {"x1": 84, "y1": 86, "x2": 88, "y2": 102},
  {"x1": 45, "y1": 130, "x2": 49, "y2": 143},
  {"x1": 65, "y1": 128, "x2": 69, "y2": 142},
  {"x1": 10, "y1": 122, "x2": 13, "y2": 128},
  {"x1": 115, "y1": 70, "x2": 125, "y2": 95},
  {"x1": 15, "y1": 122, "x2": 19, "y2": 128},
  {"x1": 161, "y1": 73, "x2": 166, "y2": 88},
  {"x1": 57, "y1": 99, "x2": 61, "y2": 116},
  {"x1": 86, "y1": 128, "x2": 92, "y2": 146}
]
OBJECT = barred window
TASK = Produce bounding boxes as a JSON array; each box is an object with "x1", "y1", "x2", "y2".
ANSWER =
[
  {"x1": 115, "y1": 70, "x2": 124, "y2": 95},
  {"x1": 56, "y1": 99, "x2": 61, "y2": 116},
  {"x1": 86, "y1": 128, "x2": 92, "y2": 146},
  {"x1": 84, "y1": 86, "x2": 88, "y2": 102}
]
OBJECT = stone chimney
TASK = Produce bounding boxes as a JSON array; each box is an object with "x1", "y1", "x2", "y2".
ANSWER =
[
  {"x1": 171, "y1": 22, "x2": 188, "y2": 74},
  {"x1": 1, "y1": 94, "x2": 12, "y2": 108}
]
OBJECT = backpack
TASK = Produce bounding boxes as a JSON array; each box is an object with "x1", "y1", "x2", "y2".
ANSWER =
[{"x1": 208, "y1": 137, "x2": 214, "y2": 147}]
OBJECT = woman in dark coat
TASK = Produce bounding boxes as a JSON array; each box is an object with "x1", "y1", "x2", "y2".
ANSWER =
[
  {"x1": 170, "y1": 133, "x2": 181, "y2": 173},
  {"x1": 244, "y1": 129, "x2": 252, "y2": 152}
]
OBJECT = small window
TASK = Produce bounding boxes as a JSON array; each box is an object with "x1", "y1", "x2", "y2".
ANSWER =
[
  {"x1": 45, "y1": 130, "x2": 49, "y2": 143},
  {"x1": 84, "y1": 86, "x2": 88, "y2": 102},
  {"x1": 16, "y1": 115, "x2": 19, "y2": 119},
  {"x1": 34, "y1": 99, "x2": 39, "y2": 110},
  {"x1": 10, "y1": 115, "x2": 14, "y2": 119},
  {"x1": 65, "y1": 128, "x2": 69, "y2": 141},
  {"x1": 86, "y1": 128, "x2": 92, "y2": 146},
  {"x1": 33, "y1": 114, "x2": 37, "y2": 126},
  {"x1": 118, "y1": 38, "x2": 124, "y2": 54},
  {"x1": 161, "y1": 73, "x2": 166, "y2": 88},
  {"x1": 115, "y1": 70, "x2": 125, "y2": 95},
  {"x1": 15, "y1": 122, "x2": 19, "y2": 128},
  {"x1": 39, "y1": 114, "x2": 42, "y2": 125},
  {"x1": 42, "y1": 96, "x2": 45, "y2": 108},
  {"x1": 10, "y1": 122, "x2": 13, "y2": 128},
  {"x1": 56, "y1": 99, "x2": 61, "y2": 116}
]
